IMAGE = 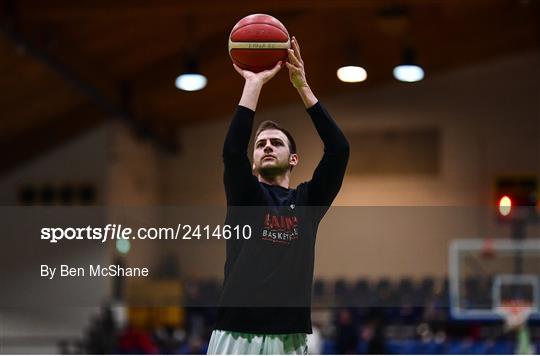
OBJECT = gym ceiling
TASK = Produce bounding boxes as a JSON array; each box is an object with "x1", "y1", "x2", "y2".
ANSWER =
[{"x1": 1, "y1": 0, "x2": 538, "y2": 172}]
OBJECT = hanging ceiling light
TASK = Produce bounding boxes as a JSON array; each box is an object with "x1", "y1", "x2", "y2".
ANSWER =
[
  {"x1": 337, "y1": 42, "x2": 367, "y2": 83},
  {"x1": 393, "y1": 47, "x2": 424, "y2": 82},
  {"x1": 175, "y1": 58, "x2": 207, "y2": 91},
  {"x1": 337, "y1": 65, "x2": 367, "y2": 83},
  {"x1": 175, "y1": 73, "x2": 207, "y2": 91}
]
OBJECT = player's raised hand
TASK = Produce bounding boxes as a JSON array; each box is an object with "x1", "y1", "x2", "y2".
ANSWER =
[
  {"x1": 235, "y1": 61, "x2": 282, "y2": 110},
  {"x1": 286, "y1": 36, "x2": 308, "y2": 89},
  {"x1": 233, "y1": 61, "x2": 282, "y2": 85}
]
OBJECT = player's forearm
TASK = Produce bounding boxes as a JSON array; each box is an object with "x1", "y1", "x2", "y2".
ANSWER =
[
  {"x1": 307, "y1": 102, "x2": 349, "y2": 154},
  {"x1": 305, "y1": 101, "x2": 349, "y2": 206},
  {"x1": 223, "y1": 105, "x2": 255, "y2": 155},
  {"x1": 297, "y1": 85, "x2": 318, "y2": 109},
  {"x1": 238, "y1": 79, "x2": 264, "y2": 111}
]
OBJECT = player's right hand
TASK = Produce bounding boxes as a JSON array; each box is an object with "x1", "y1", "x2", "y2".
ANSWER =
[{"x1": 233, "y1": 61, "x2": 282, "y2": 85}]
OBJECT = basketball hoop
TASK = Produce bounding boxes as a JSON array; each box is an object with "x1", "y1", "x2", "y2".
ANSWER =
[{"x1": 496, "y1": 300, "x2": 533, "y2": 330}]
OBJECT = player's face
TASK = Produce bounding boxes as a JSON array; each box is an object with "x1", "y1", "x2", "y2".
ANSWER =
[{"x1": 253, "y1": 129, "x2": 297, "y2": 176}]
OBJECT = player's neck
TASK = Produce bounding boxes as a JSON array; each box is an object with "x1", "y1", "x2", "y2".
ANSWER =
[{"x1": 257, "y1": 173, "x2": 290, "y2": 189}]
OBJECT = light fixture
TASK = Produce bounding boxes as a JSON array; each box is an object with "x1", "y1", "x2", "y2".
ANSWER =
[
  {"x1": 498, "y1": 195, "x2": 512, "y2": 217},
  {"x1": 175, "y1": 58, "x2": 207, "y2": 91},
  {"x1": 116, "y1": 239, "x2": 131, "y2": 254},
  {"x1": 175, "y1": 73, "x2": 207, "y2": 91},
  {"x1": 393, "y1": 47, "x2": 424, "y2": 82},
  {"x1": 337, "y1": 65, "x2": 367, "y2": 83},
  {"x1": 337, "y1": 41, "x2": 367, "y2": 83}
]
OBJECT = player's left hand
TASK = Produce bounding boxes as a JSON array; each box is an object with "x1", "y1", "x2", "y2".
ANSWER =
[{"x1": 286, "y1": 36, "x2": 308, "y2": 89}]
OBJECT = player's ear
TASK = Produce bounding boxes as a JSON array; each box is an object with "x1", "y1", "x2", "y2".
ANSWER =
[{"x1": 289, "y1": 153, "x2": 299, "y2": 167}]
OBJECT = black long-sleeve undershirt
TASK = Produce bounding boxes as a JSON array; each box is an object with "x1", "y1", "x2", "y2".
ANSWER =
[{"x1": 216, "y1": 101, "x2": 349, "y2": 334}]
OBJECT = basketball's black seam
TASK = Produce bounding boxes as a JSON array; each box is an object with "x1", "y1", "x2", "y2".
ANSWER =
[
  {"x1": 232, "y1": 21, "x2": 288, "y2": 37},
  {"x1": 230, "y1": 21, "x2": 288, "y2": 41},
  {"x1": 231, "y1": 56, "x2": 280, "y2": 69}
]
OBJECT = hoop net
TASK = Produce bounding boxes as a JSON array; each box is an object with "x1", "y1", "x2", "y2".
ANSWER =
[{"x1": 496, "y1": 300, "x2": 533, "y2": 330}]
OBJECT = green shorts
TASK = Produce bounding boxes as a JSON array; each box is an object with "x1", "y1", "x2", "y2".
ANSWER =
[{"x1": 207, "y1": 329, "x2": 308, "y2": 355}]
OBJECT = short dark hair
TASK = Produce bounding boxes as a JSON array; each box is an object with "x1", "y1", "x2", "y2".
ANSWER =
[{"x1": 254, "y1": 120, "x2": 297, "y2": 154}]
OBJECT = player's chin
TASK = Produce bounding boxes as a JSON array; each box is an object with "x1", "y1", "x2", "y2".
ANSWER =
[
  {"x1": 260, "y1": 160, "x2": 277, "y2": 168},
  {"x1": 260, "y1": 164, "x2": 288, "y2": 176}
]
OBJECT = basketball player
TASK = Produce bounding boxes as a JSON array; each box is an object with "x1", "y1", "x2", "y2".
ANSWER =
[{"x1": 207, "y1": 37, "x2": 349, "y2": 354}]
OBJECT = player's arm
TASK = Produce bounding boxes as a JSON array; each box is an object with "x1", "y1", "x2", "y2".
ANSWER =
[
  {"x1": 286, "y1": 37, "x2": 349, "y2": 205},
  {"x1": 234, "y1": 62, "x2": 282, "y2": 110},
  {"x1": 223, "y1": 63, "x2": 282, "y2": 205},
  {"x1": 305, "y1": 102, "x2": 349, "y2": 206}
]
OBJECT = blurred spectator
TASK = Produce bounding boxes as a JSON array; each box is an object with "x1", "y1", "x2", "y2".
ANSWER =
[
  {"x1": 154, "y1": 325, "x2": 186, "y2": 354},
  {"x1": 335, "y1": 308, "x2": 358, "y2": 354},
  {"x1": 85, "y1": 305, "x2": 117, "y2": 353},
  {"x1": 179, "y1": 335, "x2": 206, "y2": 354},
  {"x1": 117, "y1": 325, "x2": 158, "y2": 354},
  {"x1": 365, "y1": 318, "x2": 387, "y2": 354}
]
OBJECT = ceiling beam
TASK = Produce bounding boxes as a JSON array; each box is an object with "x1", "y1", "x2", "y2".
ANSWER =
[{"x1": 0, "y1": 26, "x2": 131, "y2": 120}]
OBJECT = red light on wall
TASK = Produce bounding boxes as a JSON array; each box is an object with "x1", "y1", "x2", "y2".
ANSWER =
[{"x1": 498, "y1": 195, "x2": 512, "y2": 216}]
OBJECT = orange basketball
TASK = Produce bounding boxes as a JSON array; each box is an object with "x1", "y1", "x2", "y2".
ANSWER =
[{"x1": 228, "y1": 14, "x2": 290, "y2": 73}]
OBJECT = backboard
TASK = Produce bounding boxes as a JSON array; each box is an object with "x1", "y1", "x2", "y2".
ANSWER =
[{"x1": 449, "y1": 238, "x2": 540, "y2": 320}]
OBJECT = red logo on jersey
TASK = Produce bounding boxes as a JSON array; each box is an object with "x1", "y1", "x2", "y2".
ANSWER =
[{"x1": 261, "y1": 213, "x2": 299, "y2": 245}]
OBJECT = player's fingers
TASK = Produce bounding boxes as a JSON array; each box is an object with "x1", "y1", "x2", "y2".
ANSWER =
[
  {"x1": 288, "y1": 49, "x2": 302, "y2": 67},
  {"x1": 269, "y1": 61, "x2": 282, "y2": 75},
  {"x1": 292, "y1": 36, "x2": 303, "y2": 63},
  {"x1": 285, "y1": 61, "x2": 301, "y2": 72},
  {"x1": 292, "y1": 36, "x2": 302, "y2": 60},
  {"x1": 233, "y1": 63, "x2": 244, "y2": 76},
  {"x1": 262, "y1": 61, "x2": 281, "y2": 80}
]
